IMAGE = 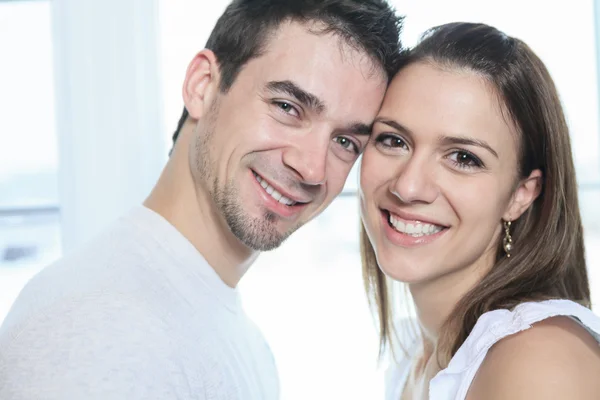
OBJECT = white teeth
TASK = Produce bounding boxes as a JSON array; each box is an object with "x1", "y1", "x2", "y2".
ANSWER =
[
  {"x1": 253, "y1": 173, "x2": 296, "y2": 206},
  {"x1": 398, "y1": 221, "x2": 406, "y2": 232},
  {"x1": 271, "y1": 190, "x2": 282, "y2": 201},
  {"x1": 388, "y1": 213, "x2": 444, "y2": 237}
]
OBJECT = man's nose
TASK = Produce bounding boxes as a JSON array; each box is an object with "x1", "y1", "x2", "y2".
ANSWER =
[{"x1": 281, "y1": 136, "x2": 329, "y2": 186}]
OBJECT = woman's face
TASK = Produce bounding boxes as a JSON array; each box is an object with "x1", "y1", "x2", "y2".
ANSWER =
[{"x1": 360, "y1": 61, "x2": 540, "y2": 286}]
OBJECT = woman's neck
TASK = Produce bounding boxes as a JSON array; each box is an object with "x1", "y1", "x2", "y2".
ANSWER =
[{"x1": 409, "y1": 250, "x2": 497, "y2": 355}]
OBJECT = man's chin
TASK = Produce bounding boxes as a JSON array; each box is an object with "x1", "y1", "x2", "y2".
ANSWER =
[
  {"x1": 218, "y1": 188, "x2": 302, "y2": 251},
  {"x1": 236, "y1": 228, "x2": 290, "y2": 252},
  {"x1": 225, "y1": 213, "x2": 292, "y2": 251}
]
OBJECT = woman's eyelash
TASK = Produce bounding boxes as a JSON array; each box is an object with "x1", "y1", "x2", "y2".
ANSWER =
[
  {"x1": 374, "y1": 133, "x2": 409, "y2": 149},
  {"x1": 448, "y1": 150, "x2": 484, "y2": 169}
]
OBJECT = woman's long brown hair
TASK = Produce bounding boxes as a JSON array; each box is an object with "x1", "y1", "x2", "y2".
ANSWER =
[{"x1": 361, "y1": 22, "x2": 590, "y2": 367}]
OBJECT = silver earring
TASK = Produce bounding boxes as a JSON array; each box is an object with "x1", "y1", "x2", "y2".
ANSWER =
[{"x1": 503, "y1": 220, "x2": 513, "y2": 257}]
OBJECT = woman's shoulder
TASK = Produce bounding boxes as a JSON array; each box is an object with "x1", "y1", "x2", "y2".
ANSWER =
[
  {"x1": 467, "y1": 314, "x2": 600, "y2": 399},
  {"x1": 429, "y1": 299, "x2": 600, "y2": 400}
]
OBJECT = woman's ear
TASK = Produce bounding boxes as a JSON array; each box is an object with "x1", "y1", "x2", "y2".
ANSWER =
[
  {"x1": 182, "y1": 49, "x2": 221, "y2": 120},
  {"x1": 503, "y1": 169, "x2": 543, "y2": 221}
]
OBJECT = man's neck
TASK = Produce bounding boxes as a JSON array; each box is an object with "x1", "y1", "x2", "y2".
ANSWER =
[{"x1": 144, "y1": 143, "x2": 258, "y2": 288}]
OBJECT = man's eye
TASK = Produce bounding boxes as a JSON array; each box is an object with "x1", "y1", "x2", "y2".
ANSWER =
[
  {"x1": 279, "y1": 102, "x2": 292, "y2": 112},
  {"x1": 273, "y1": 101, "x2": 299, "y2": 117},
  {"x1": 334, "y1": 136, "x2": 358, "y2": 153}
]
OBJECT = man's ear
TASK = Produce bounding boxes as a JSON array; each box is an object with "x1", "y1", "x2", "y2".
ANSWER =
[
  {"x1": 503, "y1": 169, "x2": 543, "y2": 221},
  {"x1": 182, "y1": 49, "x2": 221, "y2": 120}
]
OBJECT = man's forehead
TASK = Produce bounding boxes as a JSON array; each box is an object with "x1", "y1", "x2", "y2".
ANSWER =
[
  {"x1": 248, "y1": 25, "x2": 386, "y2": 92},
  {"x1": 258, "y1": 20, "x2": 385, "y2": 78},
  {"x1": 229, "y1": 21, "x2": 387, "y2": 126}
]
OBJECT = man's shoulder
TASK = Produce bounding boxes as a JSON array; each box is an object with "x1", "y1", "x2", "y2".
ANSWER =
[
  {"x1": 1, "y1": 286, "x2": 167, "y2": 340},
  {"x1": 0, "y1": 287, "x2": 207, "y2": 399},
  {"x1": 0, "y1": 217, "x2": 166, "y2": 333},
  {"x1": 0, "y1": 287, "x2": 274, "y2": 400}
]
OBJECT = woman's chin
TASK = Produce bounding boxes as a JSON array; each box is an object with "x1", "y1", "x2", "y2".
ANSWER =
[{"x1": 378, "y1": 262, "x2": 432, "y2": 285}]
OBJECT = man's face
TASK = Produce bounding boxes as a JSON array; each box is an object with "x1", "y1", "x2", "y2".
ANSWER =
[{"x1": 191, "y1": 21, "x2": 387, "y2": 251}]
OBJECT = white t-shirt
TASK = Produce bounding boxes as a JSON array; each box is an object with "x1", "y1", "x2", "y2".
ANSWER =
[
  {"x1": 0, "y1": 206, "x2": 279, "y2": 400},
  {"x1": 385, "y1": 299, "x2": 600, "y2": 400}
]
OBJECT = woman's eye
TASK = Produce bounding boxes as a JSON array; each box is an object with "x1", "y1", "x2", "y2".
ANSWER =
[
  {"x1": 448, "y1": 150, "x2": 484, "y2": 169},
  {"x1": 375, "y1": 134, "x2": 409, "y2": 150}
]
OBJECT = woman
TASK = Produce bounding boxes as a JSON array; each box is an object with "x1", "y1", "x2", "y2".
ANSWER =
[{"x1": 359, "y1": 22, "x2": 600, "y2": 399}]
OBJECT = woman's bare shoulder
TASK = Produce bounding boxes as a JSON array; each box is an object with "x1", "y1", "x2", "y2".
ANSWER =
[{"x1": 466, "y1": 316, "x2": 600, "y2": 400}]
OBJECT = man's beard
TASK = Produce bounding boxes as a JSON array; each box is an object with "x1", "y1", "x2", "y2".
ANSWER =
[
  {"x1": 214, "y1": 179, "x2": 293, "y2": 251},
  {"x1": 193, "y1": 100, "x2": 295, "y2": 251}
]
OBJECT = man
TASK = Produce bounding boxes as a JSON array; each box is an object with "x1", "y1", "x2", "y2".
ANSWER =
[{"x1": 0, "y1": 0, "x2": 402, "y2": 398}]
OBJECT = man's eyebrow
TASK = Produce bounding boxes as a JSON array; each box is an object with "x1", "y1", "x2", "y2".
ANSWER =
[
  {"x1": 265, "y1": 80, "x2": 325, "y2": 114},
  {"x1": 344, "y1": 122, "x2": 372, "y2": 136},
  {"x1": 439, "y1": 135, "x2": 499, "y2": 158}
]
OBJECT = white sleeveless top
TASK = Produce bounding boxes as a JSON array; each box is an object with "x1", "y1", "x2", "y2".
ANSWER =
[{"x1": 385, "y1": 299, "x2": 600, "y2": 400}]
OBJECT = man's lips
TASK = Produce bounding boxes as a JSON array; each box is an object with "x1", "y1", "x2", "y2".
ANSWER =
[
  {"x1": 251, "y1": 170, "x2": 310, "y2": 219},
  {"x1": 251, "y1": 170, "x2": 312, "y2": 205}
]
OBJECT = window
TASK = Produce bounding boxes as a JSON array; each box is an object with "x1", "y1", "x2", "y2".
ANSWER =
[{"x1": 0, "y1": 0, "x2": 61, "y2": 320}]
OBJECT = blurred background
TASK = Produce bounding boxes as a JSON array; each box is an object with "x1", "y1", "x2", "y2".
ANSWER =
[{"x1": 1, "y1": 0, "x2": 599, "y2": 398}]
